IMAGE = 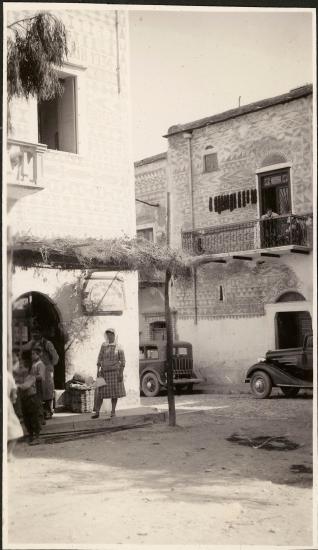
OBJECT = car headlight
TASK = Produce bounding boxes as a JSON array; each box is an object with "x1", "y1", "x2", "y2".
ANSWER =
[{"x1": 257, "y1": 357, "x2": 266, "y2": 362}]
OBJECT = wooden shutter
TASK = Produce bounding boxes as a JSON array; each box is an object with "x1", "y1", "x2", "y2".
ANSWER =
[{"x1": 58, "y1": 77, "x2": 77, "y2": 153}]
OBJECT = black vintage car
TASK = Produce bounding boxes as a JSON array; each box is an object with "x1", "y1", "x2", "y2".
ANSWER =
[
  {"x1": 245, "y1": 333, "x2": 313, "y2": 398},
  {"x1": 139, "y1": 340, "x2": 202, "y2": 397}
]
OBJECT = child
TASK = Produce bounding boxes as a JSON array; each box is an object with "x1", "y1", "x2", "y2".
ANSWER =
[
  {"x1": 7, "y1": 359, "x2": 24, "y2": 460},
  {"x1": 31, "y1": 346, "x2": 46, "y2": 426},
  {"x1": 11, "y1": 350, "x2": 24, "y2": 423},
  {"x1": 18, "y1": 350, "x2": 42, "y2": 445}
]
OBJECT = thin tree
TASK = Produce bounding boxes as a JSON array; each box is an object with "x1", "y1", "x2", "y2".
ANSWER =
[
  {"x1": 7, "y1": 11, "x2": 68, "y2": 102},
  {"x1": 6, "y1": 11, "x2": 68, "y2": 372}
]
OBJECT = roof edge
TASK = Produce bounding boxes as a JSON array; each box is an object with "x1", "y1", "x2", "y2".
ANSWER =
[
  {"x1": 164, "y1": 84, "x2": 313, "y2": 138},
  {"x1": 134, "y1": 151, "x2": 167, "y2": 167}
]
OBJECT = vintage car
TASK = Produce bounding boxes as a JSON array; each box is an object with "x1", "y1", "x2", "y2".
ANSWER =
[
  {"x1": 139, "y1": 340, "x2": 202, "y2": 397},
  {"x1": 245, "y1": 333, "x2": 313, "y2": 399}
]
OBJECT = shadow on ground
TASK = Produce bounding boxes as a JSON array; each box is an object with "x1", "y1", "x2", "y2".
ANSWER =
[{"x1": 13, "y1": 404, "x2": 313, "y2": 502}]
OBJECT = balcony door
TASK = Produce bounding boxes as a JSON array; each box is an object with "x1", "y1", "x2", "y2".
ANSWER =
[{"x1": 259, "y1": 169, "x2": 291, "y2": 216}]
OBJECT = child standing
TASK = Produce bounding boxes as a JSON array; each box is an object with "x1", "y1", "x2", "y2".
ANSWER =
[
  {"x1": 31, "y1": 346, "x2": 46, "y2": 426},
  {"x1": 18, "y1": 350, "x2": 42, "y2": 445}
]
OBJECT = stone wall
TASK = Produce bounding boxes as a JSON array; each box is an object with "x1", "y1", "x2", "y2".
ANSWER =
[
  {"x1": 135, "y1": 154, "x2": 168, "y2": 246},
  {"x1": 168, "y1": 94, "x2": 313, "y2": 243}
]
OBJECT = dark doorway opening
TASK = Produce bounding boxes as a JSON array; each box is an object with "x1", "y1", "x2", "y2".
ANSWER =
[
  {"x1": 276, "y1": 311, "x2": 312, "y2": 349},
  {"x1": 12, "y1": 292, "x2": 65, "y2": 389}
]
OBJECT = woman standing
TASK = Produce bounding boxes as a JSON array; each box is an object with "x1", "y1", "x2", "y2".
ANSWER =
[{"x1": 92, "y1": 328, "x2": 126, "y2": 419}]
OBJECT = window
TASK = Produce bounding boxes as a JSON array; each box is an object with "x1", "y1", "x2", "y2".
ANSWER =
[
  {"x1": 38, "y1": 76, "x2": 77, "y2": 153},
  {"x1": 204, "y1": 153, "x2": 218, "y2": 173},
  {"x1": 137, "y1": 227, "x2": 154, "y2": 242},
  {"x1": 259, "y1": 169, "x2": 291, "y2": 215},
  {"x1": 150, "y1": 321, "x2": 166, "y2": 341},
  {"x1": 145, "y1": 346, "x2": 159, "y2": 360},
  {"x1": 219, "y1": 285, "x2": 224, "y2": 301}
]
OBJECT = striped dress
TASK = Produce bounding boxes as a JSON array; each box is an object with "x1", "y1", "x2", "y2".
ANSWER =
[{"x1": 96, "y1": 343, "x2": 126, "y2": 399}]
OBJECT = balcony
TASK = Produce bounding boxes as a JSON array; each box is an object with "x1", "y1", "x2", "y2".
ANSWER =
[
  {"x1": 182, "y1": 215, "x2": 312, "y2": 262},
  {"x1": 7, "y1": 139, "x2": 47, "y2": 208}
]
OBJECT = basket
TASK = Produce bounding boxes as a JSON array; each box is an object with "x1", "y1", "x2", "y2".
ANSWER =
[{"x1": 67, "y1": 386, "x2": 95, "y2": 413}]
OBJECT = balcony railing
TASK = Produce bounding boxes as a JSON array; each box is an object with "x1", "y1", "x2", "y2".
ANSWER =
[
  {"x1": 182, "y1": 215, "x2": 311, "y2": 256},
  {"x1": 7, "y1": 139, "x2": 47, "y2": 204}
]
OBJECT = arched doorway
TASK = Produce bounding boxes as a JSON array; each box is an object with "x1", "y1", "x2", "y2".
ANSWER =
[
  {"x1": 12, "y1": 292, "x2": 65, "y2": 388},
  {"x1": 274, "y1": 291, "x2": 312, "y2": 349}
]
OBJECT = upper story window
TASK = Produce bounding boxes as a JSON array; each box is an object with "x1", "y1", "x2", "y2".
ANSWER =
[
  {"x1": 137, "y1": 227, "x2": 154, "y2": 242},
  {"x1": 259, "y1": 168, "x2": 291, "y2": 215},
  {"x1": 38, "y1": 76, "x2": 77, "y2": 154},
  {"x1": 204, "y1": 152, "x2": 218, "y2": 172}
]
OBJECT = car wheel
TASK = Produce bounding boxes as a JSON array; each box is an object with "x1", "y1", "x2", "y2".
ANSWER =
[
  {"x1": 250, "y1": 370, "x2": 272, "y2": 399},
  {"x1": 141, "y1": 372, "x2": 161, "y2": 397},
  {"x1": 281, "y1": 387, "x2": 300, "y2": 398}
]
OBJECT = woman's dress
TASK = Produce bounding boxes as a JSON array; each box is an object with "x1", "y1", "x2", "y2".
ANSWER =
[{"x1": 96, "y1": 343, "x2": 126, "y2": 399}]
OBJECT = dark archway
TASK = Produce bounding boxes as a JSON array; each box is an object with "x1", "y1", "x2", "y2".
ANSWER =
[
  {"x1": 276, "y1": 291, "x2": 306, "y2": 302},
  {"x1": 12, "y1": 292, "x2": 65, "y2": 388},
  {"x1": 276, "y1": 310, "x2": 312, "y2": 349}
]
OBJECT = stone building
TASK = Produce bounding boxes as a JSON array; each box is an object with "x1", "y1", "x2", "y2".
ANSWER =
[
  {"x1": 6, "y1": 7, "x2": 140, "y2": 408},
  {"x1": 135, "y1": 153, "x2": 171, "y2": 342},
  {"x1": 135, "y1": 84, "x2": 314, "y2": 386}
]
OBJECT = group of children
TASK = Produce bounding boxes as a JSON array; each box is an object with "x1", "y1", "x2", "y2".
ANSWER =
[{"x1": 8, "y1": 344, "x2": 56, "y2": 448}]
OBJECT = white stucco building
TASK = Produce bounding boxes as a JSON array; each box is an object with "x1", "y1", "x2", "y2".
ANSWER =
[{"x1": 5, "y1": 6, "x2": 140, "y2": 409}]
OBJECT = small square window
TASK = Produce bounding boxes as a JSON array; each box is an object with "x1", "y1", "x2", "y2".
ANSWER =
[
  {"x1": 38, "y1": 76, "x2": 77, "y2": 153},
  {"x1": 137, "y1": 227, "x2": 154, "y2": 242},
  {"x1": 204, "y1": 153, "x2": 218, "y2": 172}
]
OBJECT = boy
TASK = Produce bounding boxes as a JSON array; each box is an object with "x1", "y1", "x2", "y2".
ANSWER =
[
  {"x1": 18, "y1": 350, "x2": 42, "y2": 445},
  {"x1": 31, "y1": 346, "x2": 46, "y2": 426}
]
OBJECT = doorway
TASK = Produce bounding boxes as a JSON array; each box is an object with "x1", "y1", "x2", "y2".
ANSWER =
[
  {"x1": 12, "y1": 292, "x2": 65, "y2": 388},
  {"x1": 276, "y1": 310, "x2": 312, "y2": 349}
]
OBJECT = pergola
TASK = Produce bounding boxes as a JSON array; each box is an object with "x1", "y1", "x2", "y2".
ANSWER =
[{"x1": 9, "y1": 233, "x2": 193, "y2": 426}]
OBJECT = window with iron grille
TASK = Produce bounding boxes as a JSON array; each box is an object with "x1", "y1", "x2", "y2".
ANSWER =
[{"x1": 204, "y1": 152, "x2": 218, "y2": 172}]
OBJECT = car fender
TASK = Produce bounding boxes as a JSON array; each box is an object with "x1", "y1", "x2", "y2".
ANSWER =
[{"x1": 245, "y1": 362, "x2": 309, "y2": 387}]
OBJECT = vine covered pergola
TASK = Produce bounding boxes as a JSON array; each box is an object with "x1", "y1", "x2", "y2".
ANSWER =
[{"x1": 10, "y1": 233, "x2": 194, "y2": 426}]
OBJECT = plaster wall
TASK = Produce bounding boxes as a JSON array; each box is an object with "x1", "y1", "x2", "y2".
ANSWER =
[{"x1": 12, "y1": 267, "x2": 140, "y2": 409}]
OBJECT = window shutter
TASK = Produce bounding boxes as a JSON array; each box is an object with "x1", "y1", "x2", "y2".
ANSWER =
[{"x1": 58, "y1": 77, "x2": 77, "y2": 153}]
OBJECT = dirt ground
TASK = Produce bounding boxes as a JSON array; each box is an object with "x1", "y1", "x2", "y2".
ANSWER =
[{"x1": 5, "y1": 392, "x2": 313, "y2": 547}]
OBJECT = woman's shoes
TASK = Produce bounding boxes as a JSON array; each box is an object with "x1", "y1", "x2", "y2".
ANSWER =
[
  {"x1": 110, "y1": 412, "x2": 116, "y2": 418},
  {"x1": 91, "y1": 413, "x2": 100, "y2": 419}
]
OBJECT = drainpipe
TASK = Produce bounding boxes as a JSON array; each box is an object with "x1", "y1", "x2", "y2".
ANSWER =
[
  {"x1": 183, "y1": 132, "x2": 195, "y2": 229},
  {"x1": 183, "y1": 132, "x2": 198, "y2": 325},
  {"x1": 115, "y1": 11, "x2": 121, "y2": 94}
]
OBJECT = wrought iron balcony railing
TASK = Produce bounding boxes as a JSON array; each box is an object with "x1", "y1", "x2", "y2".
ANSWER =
[{"x1": 182, "y1": 215, "x2": 311, "y2": 256}]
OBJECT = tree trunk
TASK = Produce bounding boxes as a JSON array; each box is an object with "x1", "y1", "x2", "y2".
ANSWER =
[{"x1": 165, "y1": 268, "x2": 176, "y2": 426}]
